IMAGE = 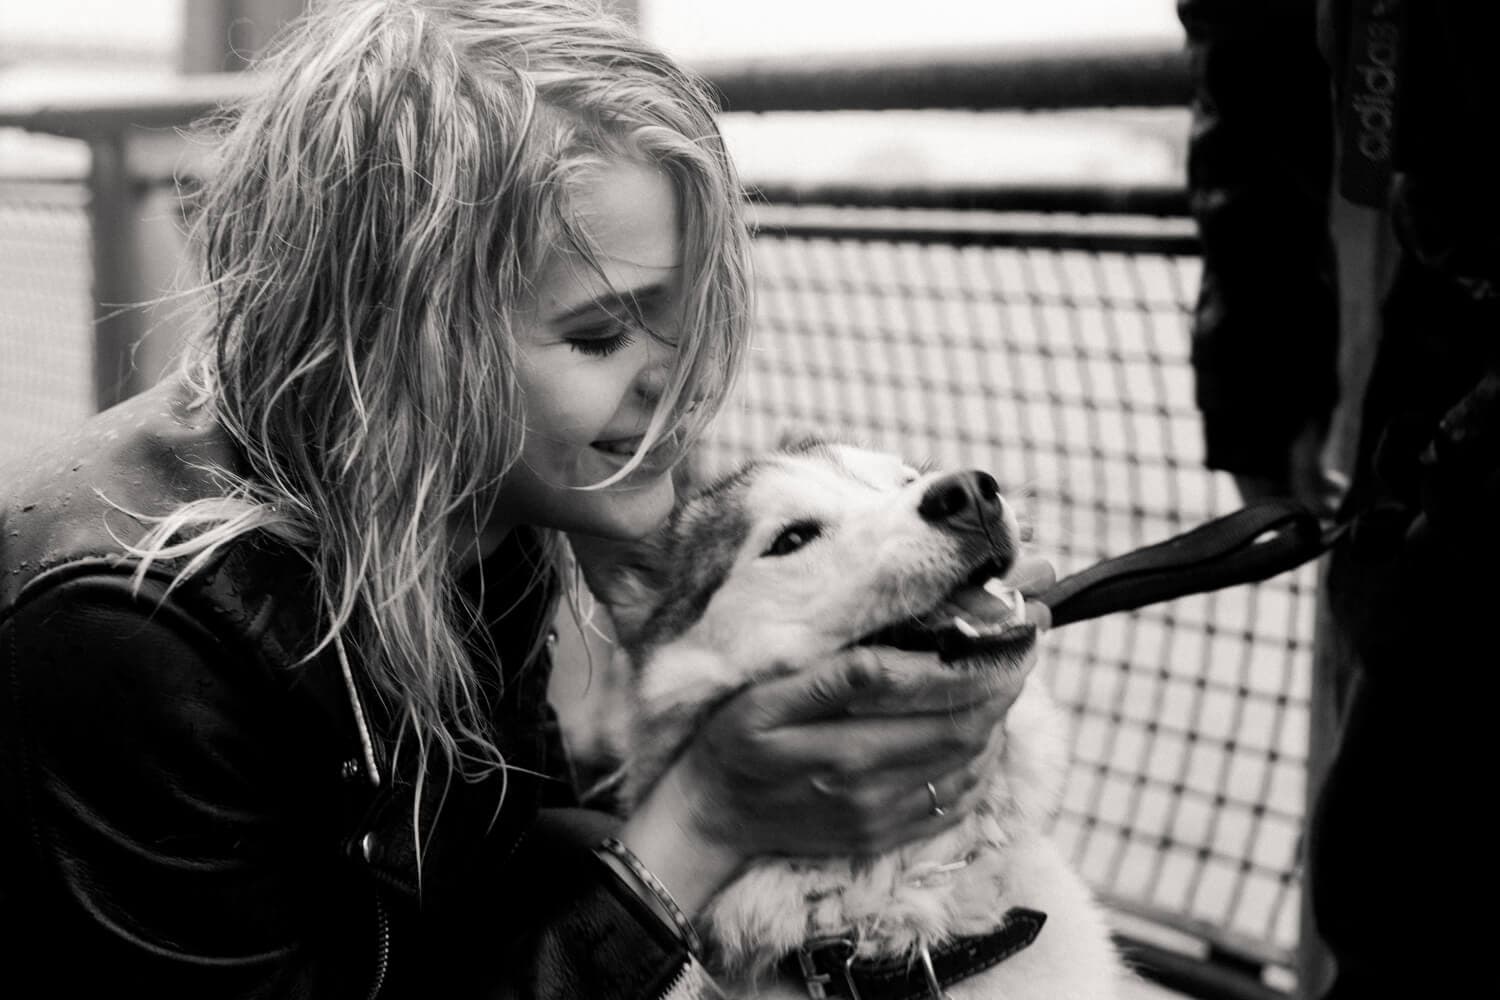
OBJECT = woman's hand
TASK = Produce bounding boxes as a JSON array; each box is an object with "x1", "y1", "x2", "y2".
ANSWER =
[
  {"x1": 618, "y1": 556, "x2": 1056, "y2": 913},
  {"x1": 1232, "y1": 417, "x2": 1348, "y2": 520}
]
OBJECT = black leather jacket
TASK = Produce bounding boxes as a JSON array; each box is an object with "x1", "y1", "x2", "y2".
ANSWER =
[{"x1": 0, "y1": 378, "x2": 698, "y2": 998}]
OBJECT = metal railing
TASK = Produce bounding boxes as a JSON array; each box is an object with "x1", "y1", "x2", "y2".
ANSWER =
[{"x1": 0, "y1": 42, "x2": 1334, "y2": 1000}]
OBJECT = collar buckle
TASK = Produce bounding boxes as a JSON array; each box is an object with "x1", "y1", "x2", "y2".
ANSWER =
[
  {"x1": 915, "y1": 942, "x2": 950, "y2": 1000},
  {"x1": 795, "y1": 934, "x2": 861, "y2": 1000}
]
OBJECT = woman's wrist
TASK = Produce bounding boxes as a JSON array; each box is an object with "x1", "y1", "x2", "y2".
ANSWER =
[
  {"x1": 594, "y1": 837, "x2": 704, "y2": 956},
  {"x1": 614, "y1": 761, "x2": 744, "y2": 917}
]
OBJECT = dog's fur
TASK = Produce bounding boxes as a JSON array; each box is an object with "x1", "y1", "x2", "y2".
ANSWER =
[{"x1": 596, "y1": 440, "x2": 1124, "y2": 998}]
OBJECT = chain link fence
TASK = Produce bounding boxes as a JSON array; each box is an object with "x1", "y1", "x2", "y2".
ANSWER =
[{"x1": 0, "y1": 179, "x2": 95, "y2": 464}]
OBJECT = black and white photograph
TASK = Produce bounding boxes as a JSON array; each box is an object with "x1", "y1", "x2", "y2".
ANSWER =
[{"x1": 2, "y1": 2, "x2": 1493, "y2": 997}]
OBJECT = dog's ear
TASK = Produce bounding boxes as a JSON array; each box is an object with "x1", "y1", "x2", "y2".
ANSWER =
[{"x1": 566, "y1": 533, "x2": 664, "y2": 648}]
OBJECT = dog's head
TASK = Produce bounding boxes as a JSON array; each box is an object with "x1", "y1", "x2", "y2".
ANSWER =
[{"x1": 604, "y1": 438, "x2": 1035, "y2": 678}]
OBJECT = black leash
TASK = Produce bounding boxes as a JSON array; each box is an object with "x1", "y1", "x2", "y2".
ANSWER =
[{"x1": 1038, "y1": 499, "x2": 1347, "y2": 628}]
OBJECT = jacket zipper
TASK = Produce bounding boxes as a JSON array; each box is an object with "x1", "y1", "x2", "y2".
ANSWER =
[
  {"x1": 654, "y1": 954, "x2": 713, "y2": 1000},
  {"x1": 654, "y1": 958, "x2": 692, "y2": 1000},
  {"x1": 501, "y1": 824, "x2": 530, "y2": 869},
  {"x1": 365, "y1": 892, "x2": 391, "y2": 1000}
]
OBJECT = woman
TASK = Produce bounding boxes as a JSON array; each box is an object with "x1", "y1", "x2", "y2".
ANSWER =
[{"x1": 0, "y1": 2, "x2": 1047, "y2": 996}]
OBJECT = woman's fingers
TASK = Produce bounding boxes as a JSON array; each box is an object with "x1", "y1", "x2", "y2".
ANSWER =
[
  {"x1": 770, "y1": 703, "x2": 998, "y2": 773},
  {"x1": 805, "y1": 754, "x2": 994, "y2": 855},
  {"x1": 1004, "y1": 555, "x2": 1057, "y2": 596},
  {"x1": 732, "y1": 652, "x2": 884, "y2": 727},
  {"x1": 678, "y1": 587, "x2": 1047, "y2": 860},
  {"x1": 733, "y1": 646, "x2": 999, "y2": 722}
]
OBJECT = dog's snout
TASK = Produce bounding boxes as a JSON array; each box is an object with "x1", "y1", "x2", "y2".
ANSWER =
[{"x1": 918, "y1": 471, "x2": 1003, "y2": 527}]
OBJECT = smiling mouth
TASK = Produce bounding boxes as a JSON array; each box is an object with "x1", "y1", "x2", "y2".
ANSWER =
[
  {"x1": 591, "y1": 436, "x2": 646, "y2": 458},
  {"x1": 853, "y1": 556, "x2": 1037, "y2": 663}
]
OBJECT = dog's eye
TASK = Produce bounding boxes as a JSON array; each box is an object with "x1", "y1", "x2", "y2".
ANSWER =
[{"x1": 764, "y1": 521, "x2": 822, "y2": 557}]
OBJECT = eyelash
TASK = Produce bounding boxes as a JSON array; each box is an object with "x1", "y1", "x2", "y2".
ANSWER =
[{"x1": 567, "y1": 326, "x2": 638, "y2": 358}]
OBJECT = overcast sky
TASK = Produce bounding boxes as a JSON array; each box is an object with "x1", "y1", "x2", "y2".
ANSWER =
[{"x1": 1, "y1": 1, "x2": 1184, "y2": 58}]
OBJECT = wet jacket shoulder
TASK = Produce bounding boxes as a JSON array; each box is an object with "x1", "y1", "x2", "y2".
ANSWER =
[{"x1": 0, "y1": 379, "x2": 699, "y2": 999}]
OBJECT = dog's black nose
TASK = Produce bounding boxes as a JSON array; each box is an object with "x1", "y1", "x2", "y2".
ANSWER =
[{"x1": 918, "y1": 470, "x2": 1002, "y2": 526}]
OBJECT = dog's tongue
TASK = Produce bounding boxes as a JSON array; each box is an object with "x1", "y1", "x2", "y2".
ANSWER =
[
  {"x1": 863, "y1": 579, "x2": 1036, "y2": 661},
  {"x1": 924, "y1": 579, "x2": 1037, "y2": 661},
  {"x1": 932, "y1": 578, "x2": 1028, "y2": 631}
]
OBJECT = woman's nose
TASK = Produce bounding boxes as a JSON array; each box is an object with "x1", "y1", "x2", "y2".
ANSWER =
[{"x1": 634, "y1": 345, "x2": 672, "y2": 402}]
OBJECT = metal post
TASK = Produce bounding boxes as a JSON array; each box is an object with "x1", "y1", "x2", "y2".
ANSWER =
[
  {"x1": 1299, "y1": 587, "x2": 1340, "y2": 1000},
  {"x1": 85, "y1": 134, "x2": 147, "y2": 411},
  {"x1": 181, "y1": 0, "x2": 308, "y2": 73}
]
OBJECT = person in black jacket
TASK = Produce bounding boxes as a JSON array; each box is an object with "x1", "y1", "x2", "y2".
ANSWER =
[
  {"x1": 0, "y1": 2, "x2": 1047, "y2": 996},
  {"x1": 1179, "y1": 1, "x2": 1499, "y2": 995}
]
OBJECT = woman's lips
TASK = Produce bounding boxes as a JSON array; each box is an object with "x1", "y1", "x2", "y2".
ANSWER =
[
  {"x1": 591, "y1": 435, "x2": 645, "y2": 457},
  {"x1": 587, "y1": 436, "x2": 677, "y2": 478}
]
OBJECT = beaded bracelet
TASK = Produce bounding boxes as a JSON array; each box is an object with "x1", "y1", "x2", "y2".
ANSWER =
[{"x1": 595, "y1": 836, "x2": 704, "y2": 957}]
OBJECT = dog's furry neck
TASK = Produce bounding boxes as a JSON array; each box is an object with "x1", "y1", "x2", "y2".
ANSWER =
[{"x1": 620, "y1": 661, "x2": 1068, "y2": 979}]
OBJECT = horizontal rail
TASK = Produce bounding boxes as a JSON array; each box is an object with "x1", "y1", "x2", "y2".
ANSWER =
[
  {"x1": 749, "y1": 181, "x2": 1191, "y2": 217},
  {"x1": 704, "y1": 41, "x2": 1190, "y2": 113},
  {"x1": 749, "y1": 203, "x2": 1199, "y2": 254},
  {"x1": 0, "y1": 73, "x2": 252, "y2": 138},
  {"x1": 0, "y1": 41, "x2": 1189, "y2": 140},
  {"x1": 1121, "y1": 939, "x2": 1285, "y2": 1000}
]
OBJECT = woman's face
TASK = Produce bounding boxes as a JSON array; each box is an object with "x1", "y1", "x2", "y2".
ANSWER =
[{"x1": 495, "y1": 157, "x2": 687, "y2": 541}]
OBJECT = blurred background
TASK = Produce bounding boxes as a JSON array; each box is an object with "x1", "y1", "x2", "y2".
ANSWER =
[
  {"x1": 1, "y1": 4, "x2": 1334, "y2": 1000},
  {"x1": 2, "y1": 1, "x2": 1187, "y2": 185}
]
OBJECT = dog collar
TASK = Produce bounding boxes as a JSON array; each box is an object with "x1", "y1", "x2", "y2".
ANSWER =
[{"x1": 779, "y1": 906, "x2": 1046, "y2": 1000}]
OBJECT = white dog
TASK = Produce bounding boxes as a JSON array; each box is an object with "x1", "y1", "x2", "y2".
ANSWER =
[{"x1": 590, "y1": 438, "x2": 1125, "y2": 999}]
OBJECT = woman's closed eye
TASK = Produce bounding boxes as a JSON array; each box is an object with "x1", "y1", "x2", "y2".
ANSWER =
[{"x1": 566, "y1": 322, "x2": 638, "y2": 358}]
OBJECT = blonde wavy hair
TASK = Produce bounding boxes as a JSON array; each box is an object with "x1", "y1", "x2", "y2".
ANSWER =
[{"x1": 135, "y1": 0, "x2": 751, "y2": 785}]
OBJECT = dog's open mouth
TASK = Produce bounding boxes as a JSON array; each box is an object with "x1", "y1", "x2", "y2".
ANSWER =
[{"x1": 853, "y1": 558, "x2": 1038, "y2": 664}]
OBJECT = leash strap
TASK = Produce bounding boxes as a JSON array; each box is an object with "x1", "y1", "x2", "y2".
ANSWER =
[
  {"x1": 781, "y1": 907, "x2": 1046, "y2": 1000},
  {"x1": 1039, "y1": 499, "x2": 1344, "y2": 629}
]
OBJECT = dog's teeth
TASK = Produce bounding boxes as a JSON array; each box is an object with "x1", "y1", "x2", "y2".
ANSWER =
[
  {"x1": 981, "y1": 580, "x2": 1028, "y2": 624},
  {"x1": 983, "y1": 579, "x2": 1021, "y2": 612},
  {"x1": 952, "y1": 616, "x2": 981, "y2": 638}
]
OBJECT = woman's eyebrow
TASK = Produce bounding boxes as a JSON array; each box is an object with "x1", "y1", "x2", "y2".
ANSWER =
[{"x1": 550, "y1": 282, "x2": 671, "y2": 325}]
